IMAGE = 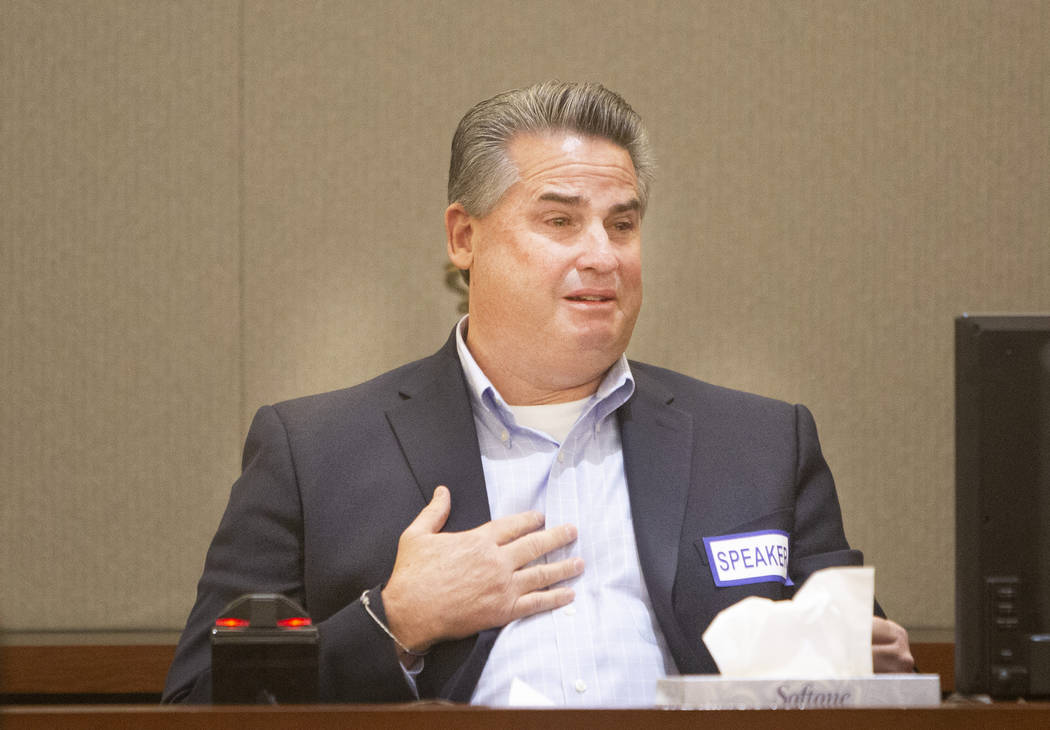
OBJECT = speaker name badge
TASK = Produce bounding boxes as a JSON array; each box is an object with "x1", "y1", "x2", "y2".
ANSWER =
[{"x1": 703, "y1": 529, "x2": 792, "y2": 587}]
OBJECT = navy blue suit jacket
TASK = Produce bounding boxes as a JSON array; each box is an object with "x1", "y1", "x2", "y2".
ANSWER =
[{"x1": 163, "y1": 331, "x2": 863, "y2": 703}]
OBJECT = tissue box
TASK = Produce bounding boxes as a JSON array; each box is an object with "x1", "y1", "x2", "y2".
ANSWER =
[{"x1": 655, "y1": 674, "x2": 940, "y2": 709}]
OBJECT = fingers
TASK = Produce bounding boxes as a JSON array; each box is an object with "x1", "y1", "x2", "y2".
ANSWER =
[
  {"x1": 872, "y1": 617, "x2": 915, "y2": 673},
  {"x1": 504, "y1": 522, "x2": 578, "y2": 567},
  {"x1": 873, "y1": 643, "x2": 915, "y2": 673},
  {"x1": 483, "y1": 510, "x2": 579, "y2": 568},
  {"x1": 514, "y1": 556, "x2": 585, "y2": 595},
  {"x1": 401, "y1": 485, "x2": 451, "y2": 538},
  {"x1": 872, "y1": 615, "x2": 897, "y2": 643},
  {"x1": 502, "y1": 546, "x2": 584, "y2": 625},
  {"x1": 872, "y1": 616, "x2": 907, "y2": 646},
  {"x1": 511, "y1": 586, "x2": 576, "y2": 621},
  {"x1": 487, "y1": 509, "x2": 546, "y2": 544}
]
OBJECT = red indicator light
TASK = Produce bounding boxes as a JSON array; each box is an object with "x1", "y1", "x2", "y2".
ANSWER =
[
  {"x1": 277, "y1": 617, "x2": 312, "y2": 628},
  {"x1": 215, "y1": 617, "x2": 249, "y2": 628}
]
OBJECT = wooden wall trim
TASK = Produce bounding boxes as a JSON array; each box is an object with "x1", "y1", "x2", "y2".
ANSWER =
[
  {"x1": 0, "y1": 643, "x2": 953, "y2": 697},
  {"x1": 0, "y1": 644, "x2": 175, "y2": 695},
  {"x1": 912, "y1": 642, "x2": 954, "y2": 695}
]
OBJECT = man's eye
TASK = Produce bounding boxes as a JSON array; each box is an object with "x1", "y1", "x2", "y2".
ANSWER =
[
  {"x1": 611, "y1": 220, "x2": 635, "y2": 232},
  {"x1": 548, "y1": 217, "x2": 570, "y2": 227}
]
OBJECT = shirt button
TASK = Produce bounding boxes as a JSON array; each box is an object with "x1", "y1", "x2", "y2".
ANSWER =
[
  {"x1": 557, "y1": 452, "x2": 565, "y2": 463},
  {"x1": 563, "y1": 605, "x2": 576, "y2": 616},
  {"x1": 574, "y1": 679, "x2": 587, "y2": 693},
  {"x1": 500, "y1": 429, "x2": 509, "y2": 443}
]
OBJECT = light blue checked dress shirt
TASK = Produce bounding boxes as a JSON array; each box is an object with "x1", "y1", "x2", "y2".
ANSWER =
[{"x1": 455, "y1": 318, "x2": 676, "y2": 707}]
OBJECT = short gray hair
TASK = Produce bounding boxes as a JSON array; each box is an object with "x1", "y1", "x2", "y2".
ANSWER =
[{"x1": 448, "y1": 81, "x2": 654, "y2": 218}]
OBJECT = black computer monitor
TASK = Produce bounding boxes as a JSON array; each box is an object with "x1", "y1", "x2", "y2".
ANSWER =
[{"x1": 955, "y1": 314, "x2": 1050, "y2": 698}]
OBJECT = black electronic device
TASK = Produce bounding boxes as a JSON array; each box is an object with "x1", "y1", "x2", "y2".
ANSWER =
[
  {"x1": 955, "y1": 314, "x2": 1050, "y2": 698},
  {"x1": 210, "y1": 593, "x2": 319, "y2": 704}
]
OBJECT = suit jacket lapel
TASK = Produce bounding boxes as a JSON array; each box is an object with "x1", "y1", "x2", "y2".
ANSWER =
[
  {"x1": 619, "y1": 365, "x2": 695, "y2": 668},
  {"x1": 385, "y1": 332, "x2": 491, "y2": 532},
  {"x1": 383, "y1": 331, "x2": 493, "y2": 699}
]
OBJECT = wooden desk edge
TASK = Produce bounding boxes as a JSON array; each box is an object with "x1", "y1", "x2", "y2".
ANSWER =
[{"x1": 4, "y1": 703, "x2": 1050, "y2": 730}]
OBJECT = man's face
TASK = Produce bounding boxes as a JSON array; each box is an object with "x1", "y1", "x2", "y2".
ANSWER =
[{"x1": 447, "y1": 131, "x2": 643, "y2": 402}]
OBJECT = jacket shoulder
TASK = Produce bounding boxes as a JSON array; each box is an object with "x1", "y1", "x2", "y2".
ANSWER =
[
  {"x1": 628, "y1": 360, "x2": 796, "y2": 417},
  {"x1": 266, "y1": 338, "x2": 460, "y2": 430}
]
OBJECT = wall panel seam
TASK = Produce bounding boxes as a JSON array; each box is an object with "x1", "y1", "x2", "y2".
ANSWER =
[{"x1": 237, "y1": 0, "x2": 246, "y2": 441}]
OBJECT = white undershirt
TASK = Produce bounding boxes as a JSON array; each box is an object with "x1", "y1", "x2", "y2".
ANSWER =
[{"x1": 507, "y1": 398, "x2": 590, "y2": 444}]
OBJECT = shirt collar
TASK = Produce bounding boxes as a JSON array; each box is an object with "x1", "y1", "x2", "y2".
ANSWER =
[{"x1": 454, "y1": 315, "x2": 635, "y2": 430}]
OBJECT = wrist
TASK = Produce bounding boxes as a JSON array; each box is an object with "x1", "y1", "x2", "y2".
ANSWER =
[{"x1": 365, "y1": 587, "x2": 431, "y2": 656}]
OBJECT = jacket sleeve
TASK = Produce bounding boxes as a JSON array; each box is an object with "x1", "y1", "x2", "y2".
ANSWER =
[
  {"x1": 161, "y1": 405, "x2": 415, "y2": 703},
  {"x1": 786, "y1": 404, "x2": 883, "y2": 616}
]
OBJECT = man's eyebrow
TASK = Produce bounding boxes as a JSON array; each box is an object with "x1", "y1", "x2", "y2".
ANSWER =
[
  {"x1": 537, "y1": 192, "x2": 583, "y2": 206},
  {"x1": 536, "y1": 193, "x2": 641, "y2": 215},
  {"x1": 609, "y1": 199, "x2": 641, "y2": 215}
]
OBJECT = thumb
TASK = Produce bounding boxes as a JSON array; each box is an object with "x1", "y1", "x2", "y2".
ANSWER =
[{"x1": 403, "y1": 485, "x2": 451, "y2": 537}]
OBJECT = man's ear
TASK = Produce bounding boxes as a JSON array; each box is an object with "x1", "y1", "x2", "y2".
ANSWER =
[{"x1": 445, "y1": 203, "x2": 476, "y2": 272}]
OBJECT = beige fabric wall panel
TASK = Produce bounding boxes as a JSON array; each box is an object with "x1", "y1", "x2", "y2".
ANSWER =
[
  {"x1": 240, "y1": 2, "x2": 459, "y2": 415},
  {"x1": 1, "y1": 2, "x2": 241, "y2": 629}
]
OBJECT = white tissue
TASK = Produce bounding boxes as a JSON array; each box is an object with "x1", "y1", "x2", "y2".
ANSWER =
[
  {"x1": 701, "y1": 566, "x2": 874, "y2": 678},
  {"x1": 507, "y1": 677, "x2": 556, "y2": 707}
]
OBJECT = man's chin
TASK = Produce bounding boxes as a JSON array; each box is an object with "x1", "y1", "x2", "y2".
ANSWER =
[{"x1": 565, "y1": 327, "x2": 632, "y2": 362}]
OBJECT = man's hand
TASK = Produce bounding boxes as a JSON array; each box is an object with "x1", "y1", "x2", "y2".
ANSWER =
[
  {"x1": 381, "y1": 485, "x2": 583, "y2": 653},
  {"x1": 872, "y1": 616, "x2": 914, "y2": 672}
]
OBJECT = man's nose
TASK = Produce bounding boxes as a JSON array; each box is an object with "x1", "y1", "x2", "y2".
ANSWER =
[{"x1": 575, "y1": 223, "x2": 617, "y2": 273}]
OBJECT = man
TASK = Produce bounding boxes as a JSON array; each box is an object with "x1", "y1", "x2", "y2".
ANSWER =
[{"x1": 164, "y1": 81, "x2": 912, "y2": 706}]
